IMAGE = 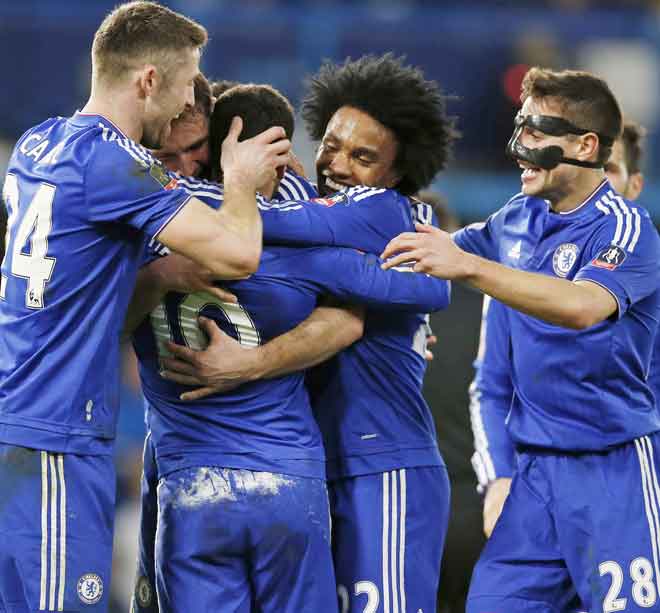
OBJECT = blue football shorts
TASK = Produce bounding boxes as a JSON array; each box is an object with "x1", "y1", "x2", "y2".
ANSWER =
[
  {"x1": 0, "y1": 444, "x2": 115, "y2": 613},
  {"x1": 329, "y1": 466, "x2": 450, "y2": 613},
  {"x1": 153, "y1": 464, "x2": 337, "y2": 613},
  {"x1": 467, "y1": 433, "x2": 660, "y2": 613}
]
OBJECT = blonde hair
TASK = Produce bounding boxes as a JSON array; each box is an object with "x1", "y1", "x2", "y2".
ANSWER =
[{"x1": 92, "y1": 1, "x2": 207, "y2": 85}]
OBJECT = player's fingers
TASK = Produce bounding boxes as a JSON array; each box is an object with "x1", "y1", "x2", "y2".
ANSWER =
[
  {"x1": 205, "y1": 286, "x2": 237, "y2": 303},
  {"x1": 425, "y1": 349, "x2": 434, "y2": 362},
  {"x1": 268, "y1": 138, "x2": 292, "y2": 155},
  {"x1": 224, "y1": 116, "x2": 243, "y2": 143},
  {"x1": 160, "y1": 370, "x2": 204, "y2": 386},
  {"x1": 380, "y1": 250, "x2": 421, "y2": 270},
  {"x1": 180, "y1": 386, "x2": 219, "y2": 401},
  {"x1": 160, "y1": 357, "x2": 197, "y2": 376},
  {"x1": 380, "y1": 233, "x2": 420, "y2": 259},
  {"x1": 427, "y1": 334, "x2": 438, "y2": 346},
  {"x1": 254, "y1": 125, "x2": 287, "y2": 145},
  {"x1": 198, "y1": 316, "x2": 227, "y2": 342},
  {"x1": 165, "y1": 341, "x2": 198, "y2": 363},
  {"x1": 414, "y1": 222, "x2": 440, "y2": 234}
]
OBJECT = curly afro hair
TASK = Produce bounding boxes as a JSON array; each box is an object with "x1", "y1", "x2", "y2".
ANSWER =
[{"x1": 302, "y1": 53, "x2": 457, "y2": 195}]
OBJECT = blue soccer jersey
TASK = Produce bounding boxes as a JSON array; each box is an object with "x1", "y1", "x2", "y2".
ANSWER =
[
  {"x1": 133, "y1": 182, "x2": 450, "y2": 481},
  {"x1": 0, "y1": 113, "x2": 191, "y2": 456},
  {"x1": 261, "y1": 187, "x2": 445, "y2": 478},
  {"x1": 454, "y1": 180, "x2": 660, "y2": 452}
]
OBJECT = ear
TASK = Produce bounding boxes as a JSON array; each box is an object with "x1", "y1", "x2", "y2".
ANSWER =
[
  {"x1": 577, "y1": 132, "x2": 600, "y2": 162},
  {"x1": 138, "y1": 64, "x2": 159, "y2": 100},
  {"x1": 625, "y1": 172, "x2": 644, "y2": 201}
]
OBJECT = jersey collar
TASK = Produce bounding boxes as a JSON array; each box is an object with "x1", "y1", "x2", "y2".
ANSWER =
[
  {"x1": 70, "y1": 112, "x2": 129, "y2": 138},
  {"x1": 554, "y1": 179, "x2": 612, "y2": 220}
]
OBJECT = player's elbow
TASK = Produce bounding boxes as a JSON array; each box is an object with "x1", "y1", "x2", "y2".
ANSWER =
[{"x1": 343, "y1": 310, "x2": 365, "y2": 345}]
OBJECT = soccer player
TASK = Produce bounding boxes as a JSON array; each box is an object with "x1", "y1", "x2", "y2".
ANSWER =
[
  {"x1": 0, "y1": 2, "x2": 290, "y2": 611},
  {"x1": 381, "y1": 67, "x2": 660, "y2": 612},
  {"x1": 162, "y1": 54, "x2": 457, "y2": 613},
  {"x1": 130, "y1": 82, "x2": 451, "y2": 613},
  {"x1": 472, "y1": 120, "x2": 649, "y2": 543}
]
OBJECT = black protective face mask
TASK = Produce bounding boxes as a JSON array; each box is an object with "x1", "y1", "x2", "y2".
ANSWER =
[{"x1": 506, "y1": 112, "x2": 613, "y2": 170}]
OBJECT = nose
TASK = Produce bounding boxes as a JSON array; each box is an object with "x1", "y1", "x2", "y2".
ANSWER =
[
  {"x1": 184, "y1": 85, "x2": 195, "y2": 111},
  {"x1": 328, "y1": 151, "x2": 351, "y2": 177}
]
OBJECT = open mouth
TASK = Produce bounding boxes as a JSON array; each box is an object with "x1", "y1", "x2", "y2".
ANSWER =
[
  {"x1": 324, "y1": 177, "x2": 351, "y2": 192},
  {"x1": 519, "y1": 162, "x2": 542, "y2": 183}
]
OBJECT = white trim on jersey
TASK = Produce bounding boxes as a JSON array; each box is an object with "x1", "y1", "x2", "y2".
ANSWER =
[
  {"x1": 634, "y1": 437, "x2": 660, "y2": 598},
  {"x1": 40, "y1": 452, "x2": 67, "y2": 612},
  {"x1": 599, "y1": 191, "x2": 644, "y2": 254},
  {"x1": 353, "y1": 188, "x2": 386, "y2": 203},
  {"x1": 468, "y1": 296, "x2": 498, "y2": 489},
  {"x1": 277, "y1": 176, "x2": 302, "y2": 201},
  {"x1": 382, "y1": 470, "x2": 407, "y2": 613},
  {"x1": 285, "y1": 173, "x2": 314, "y2": 199}
]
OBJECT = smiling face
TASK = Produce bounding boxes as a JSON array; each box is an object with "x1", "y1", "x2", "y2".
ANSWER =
[
  {"x1": 152, "y1": 111, "x2": 209, "y2": 177},
  {"x1": 515, "y1": 96, "x2": 586, "y2": 204},
  {"x1": 141, "y1": 47, "x2": 200, "y2": 150},
  {"x1": 315, "y1": 106, "x2": 401, "y2": 196}
]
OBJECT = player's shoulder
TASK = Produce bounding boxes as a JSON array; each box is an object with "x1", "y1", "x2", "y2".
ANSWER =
[
  {"x1": 171, "y1": 174, "x2": 224, "y2": 207},
  {"x1": 588, "y1": 187, "x2": 657, "y2": 253},
  {"x1": 276, "y1": 169, "x2": 318, "y2": 201}
]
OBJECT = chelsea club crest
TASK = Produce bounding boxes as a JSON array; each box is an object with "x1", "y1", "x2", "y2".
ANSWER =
[
  {"x1": 77, "y1": 573, "x2": 104, "y2": 605},
  {"x1": 552, "y1": 243, "x2": 579, "y2": 277}
]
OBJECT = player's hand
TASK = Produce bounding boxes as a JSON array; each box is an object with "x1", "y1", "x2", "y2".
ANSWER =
[
  {"x1": 221, "y1": 116, "x2": 291, "y2": 191},
  {"x1": 150, "y1": 254, "x2": 237, "y2": 303},
  {"x1": 425, "y1": 334, "x2": 437, "y2": 361},
  {"x1": 483, "y1": 477, "x2": 512, "y2": 538},
  {"x1": 160, "y1": 317, "x2": 258, "y2": 399},
  {"x1": 380, "y1": 223, "x2": 471, "y2": 280},
  {"x1": 286, "y1": 151, "x2": 307, "y2": 178}
]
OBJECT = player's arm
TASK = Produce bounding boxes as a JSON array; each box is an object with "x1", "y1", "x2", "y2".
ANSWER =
[
  {"x1": 261, "y1": 187, "x2": 407, "y2": 254},
  {"x1": 314, "y1": 247, "x2": 451, "y2": 313},
  {"x1": 161, "y1": 301, "x2": 365, "y2": 400},
  {"x1": 157, "y1": 119, "x2": 290, "y2": 277},
  {"x1": 382, "y1": 224, "x2": 618, "y2": 329},
  {"x1": 122, "y1": 252, "x2": 237, "y2": 337},
  {"x1": 468, "y1": 296, "x2": 516, "y2": 538}
]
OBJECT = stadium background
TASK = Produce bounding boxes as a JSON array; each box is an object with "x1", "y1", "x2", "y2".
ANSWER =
[{"x1": 1, "y1": 0, "x2": 659, "y2": 609}]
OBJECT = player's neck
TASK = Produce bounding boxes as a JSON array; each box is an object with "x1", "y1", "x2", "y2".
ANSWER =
[
  {"x1": 81, "y1": 88, "x2": 143, "y2": 144},
  {"x1": 549, "y1": 170, "x2": 606, "y2": 214}
]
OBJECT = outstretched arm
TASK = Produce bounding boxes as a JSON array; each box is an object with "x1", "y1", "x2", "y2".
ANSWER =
[
  {"x1": 161, "y1": 302, "x2": 365, "y2": 400},
  {"x1": 382, "y1": 224, "x2": 617, "y2": 329}
]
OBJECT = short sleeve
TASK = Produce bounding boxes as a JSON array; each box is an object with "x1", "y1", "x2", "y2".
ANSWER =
[
  {"x1": 574, "y1": 209, "x2": 660, "y2": 318},
  {"x1": 85, "y1": 140, "x2": 191, "y2": 242},
  {"x1": 453, "y1": 217, "x2": 499, "y2": 261}
]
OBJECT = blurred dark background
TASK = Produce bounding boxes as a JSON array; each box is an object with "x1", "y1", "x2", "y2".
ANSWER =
[{"x1": 2, "y1": 0, "x2": 659, "y2": 609}]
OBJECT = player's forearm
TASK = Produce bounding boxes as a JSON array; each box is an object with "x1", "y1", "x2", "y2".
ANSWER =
[
  {"x1": 459, "y1": 254, "x2": 608, "y2": 329},
  {"x1": 248, "y1": 304, "x2": 365, "y2": 380},
  {"x1": 215, "y1": 174, "x2": 262, "y2": 273}
]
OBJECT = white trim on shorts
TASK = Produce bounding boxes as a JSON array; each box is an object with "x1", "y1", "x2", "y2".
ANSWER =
[{"x1": 382, "y1": 469, "x2": 407, "y2": 613}]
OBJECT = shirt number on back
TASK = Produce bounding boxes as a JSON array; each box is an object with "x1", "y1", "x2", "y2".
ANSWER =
[
  {"x1": 1, "y1": 174, "x2": 57, "y2": 309},
  {"x1": 150, "y1": 291, "x2": 260, "y2": 358}
]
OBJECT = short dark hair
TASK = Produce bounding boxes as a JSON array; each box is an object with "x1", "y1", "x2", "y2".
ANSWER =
[
  {"x1": 210, "y1": 79, "x2": 240, "y2": 99},
  {"x1": 92, "y1": 1, "x2": 207, "y2": 84},
  {"x1": 621, "y1": 120, "x2": 646, "y2": 175},
  {"x1": 207, "y1": 83, "x2": 294, "y2": 181},
  {"x1": 520, "y1": 67, "x2": 623, "y2": 165},
  {"x1": 302, "y1": 53, "x2": 457, "y2": 195}
]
